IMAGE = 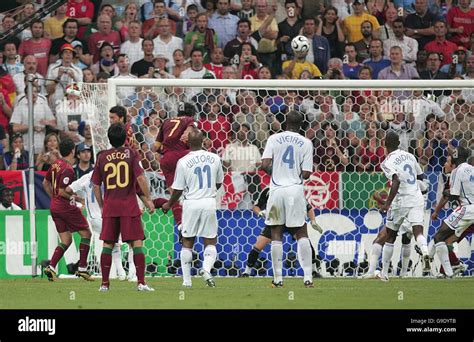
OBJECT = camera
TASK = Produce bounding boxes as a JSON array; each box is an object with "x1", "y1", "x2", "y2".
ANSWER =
[
  {"x1": 153, "y1": 68, "x2": 161, "y2": 78},
  {"x1": 244, "y1": 56, "x2": 251, "y2": 62}
]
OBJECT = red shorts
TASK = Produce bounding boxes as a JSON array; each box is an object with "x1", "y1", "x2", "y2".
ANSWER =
[
  {"x1": 51, "y1": 207, "x2": 89, "y2": 234},
  {"x1": 460, "y1": 224, "x2": 474, "y2": 240},
  {"x1": 161, "y1": 151, "x2": 189, "y2": 188},
  {"x1": 100, "y1": 216, "x2": 144, "y2": 243}
]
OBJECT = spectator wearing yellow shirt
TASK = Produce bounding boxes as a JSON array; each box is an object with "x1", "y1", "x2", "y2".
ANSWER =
[
  {"x1": 342, "y1": 0, "x2": 380, "y2": 43},
  {"x1": 282, "y1": 49, "x2": 322, "y2": 79},
  {"x1": 44, "y1": 4, "x2": 69, "y2": 40}
]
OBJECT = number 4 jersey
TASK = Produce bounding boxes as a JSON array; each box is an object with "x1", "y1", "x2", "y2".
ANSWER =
[
  {"x1": 381, "y1": 149, "x2": 424, "y2": 207},
  {"x1": 91, "y1": 146, "x2": 144, "y2": 217}
]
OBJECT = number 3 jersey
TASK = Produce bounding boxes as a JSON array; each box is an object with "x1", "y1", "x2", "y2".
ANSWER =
[
  {"x1": 381, "y1": 149, "x2": 424, "y2": 207},
  {"x1": 91, "y1": 146, "x2": 144, "y2": 217},
  {"x1": 261, "y1": 131, "x2": 313, "y2": 189},
  {"x1": 172, "y1": 150, "x2": 224, "y2": 200}
]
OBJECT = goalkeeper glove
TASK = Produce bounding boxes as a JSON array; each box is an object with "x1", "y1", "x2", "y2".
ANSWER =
[
  {"x1": 258, "y1": 210, "x2": 266, "y2": 218},
  {"x1": 311, "y1": 220, "x2": 323, "y2": 233}
]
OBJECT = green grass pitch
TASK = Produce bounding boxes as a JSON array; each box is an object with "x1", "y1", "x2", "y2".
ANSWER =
[{"x1": 0, "y1": 277, "x2": 473, "y2": 309}]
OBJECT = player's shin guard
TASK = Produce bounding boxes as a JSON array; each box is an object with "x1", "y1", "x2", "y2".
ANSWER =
[
  {"x1": 435, "y1": 242, "x2": 453, "y2": 277},
  {"x1": 203, "y1": 245, "x2": 217, "y2": 274},
  {"x1": 100, "y1": 247, "x2": 113, "y2": 286},
  {"x1": 112, "y1": 244, "x2": 126, "y2": 278},
  {"x1": 171, "y1": 203, "x2": 182, "y2": 226},
  {"x1": 133, "y1": 247, "x2": 146, "y2": 285},
  {"x1": 381, "y1": 243, "x2": 394, "y2": 278},
  {"x1": 78, "y1": 238, "x2": 91, "y2": 269},
  {"x1": 181, "y1": 248, "x2": 193, "y2": 285},
  {"x1": 416, "y1": 234, "x2": 428, "y2": 255},
  {"x1": 50, "y1": 243, "x2": 69, "y2": 269},
  {"x1": 401, "y1": 243, "x2": 411, "y2": 276},
  {"x1": 271, "y1": 241, "x2": 283, "y2": 283},
  {"x1": 297, "y1": 237, "x2": 313, "y2": 283},
  {"x1": 368, "y1": 243, "x2": 382, "y2": 274}
]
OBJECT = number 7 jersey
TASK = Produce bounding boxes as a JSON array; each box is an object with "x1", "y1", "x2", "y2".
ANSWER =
[
  {"x1": 381, "y1": 149, "x2": 424, "y2": 207},
  {"x1": 91, "y1": 146, "x2": 144, "y2": 217}
]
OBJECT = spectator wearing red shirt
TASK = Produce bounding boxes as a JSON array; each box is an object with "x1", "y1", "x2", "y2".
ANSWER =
[
  {"x1": 425, "y1": 20, "x2": 458, "y2": 65},
  {"x1": 198, "y1": 102, "x2": 230, "y2": 154},
  {"x1": 355, "y1": 121, "x2": 385, "y2": 172},
  {"x1": 143, "y1": 0, "x2": 177, "y2": 39},
  {"x1": 67, "y1": 0, "x2": 94, "y2": 39},
  {"x1": 18, "y1": 20, "x2": 52, "y2": 77},
  {"x1": 88, "y1": 14, "x2": 121, "y2": 63},
  {"x1": 0, "y1": 87, "x2": 12, "y2": 136},
  {"x1": 204, "y1": 48, "x2": 225, "y2": 79},
  {"x1": 447, "y1": 0, "x2": 474, "y2": 48}
]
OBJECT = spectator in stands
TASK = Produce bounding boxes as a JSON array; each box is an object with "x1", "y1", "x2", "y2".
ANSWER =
[
  {"x1": 282, "y1": 37, "x2": 322, "y2": 79},
  {"x1": 415, "y1": 49, "x2": 428, "y2": 74},
  {"x1": 71, "y1": 41, "x2": 89, "y2": 70},
  {"x1": 183, "y1": 4, "x2": 199, "y2": 35},
  {"x1": 224, "y1": 18, "x2": 258, "y2": 64},
  {"x1": 222, "y1": 123, "x2": 262, "y2": 172},
  {"x1": 314, "y1": 121, "x2": 351, "y2": 172},
  {"x1": 120, "y1": 20, "x2": 144, "y2": 70},
  {"x1": 407, "y1": 88, "x2": 445, "y2": 139},
  {"x1": 300, "y1": 17, "x2": 330, "y2": 74},
  {"x1": 115, "y1": 3, "x2": 139, "y2": 41},
  {"x1": 1, "y1": 16, "x2": 20, "y2": 49},
  {"x1": 171, "y1": 49, "x2": 188, "y2": 78},
  {"x1": 88, "y1": 15, "x2": 121, "y2": 64},
  {"x1": 66, "y1": 0, "x2": 94, "y2": 39},
  {"x1": 140, "y1": 0, "x2": 182, "y2": 23},
  {"x1": 0, "y1": 86, "x2": 10, "y2": 145},
  {"x1": 277, "y1": 0, "x2": 303, "y2": 61},
  {"x1": 49, "y1": 19, "x2": 91, "y2": 67},
  {"x1": 317, "y1": 6, "x2": 345, "y2": 59},
  {"x1": 250, "y1": 0, "x2": 279, "y2": 74},
  {"x1": 425, "y1": 20, "x2": 458, "y2": 65},
  {"x1": 204, "y1": 47, "x2": 225, "y2": 79},
  {"x1": 237, "y1": 0, "x2": 256, "y2": 19},
  {"x1": 18, "y1": 20, "x2": 51, "y2": 77},
  {"x1": 3, "y1": 42, "x2": 24, "y2": 77},
  {"x1": 35, "y1": 133, "x2": 60, "y2": 172},
  {"x1": 343, "y1": 0, "x2": 380, "y2": 43},
  {"x1": 0, "y1": 188, "x2": 21, "y2": 210},
  {"x1": 184, "y1": 12, "x2": 218, "y2": 64},
  {"x1": 143, "y1": 0, "x2": 177, "y2": 39},
  {"x1": 143, "y1": 110, "x2": 162, "y2": 149},
  {"x1": 449, "y1": 98, "x2": 474, "y2": 147},
  {"x1": 198, "y1": 101, "x2": 231, "y2": 153},
  {"x1": 379, "y1": 5, "x2": 397, "y2": 41},
  {"x1": 404, "y1": 0, "x2": 436, "y2": 49},
  {"x1": 90, "y1": 42, "x2": 118, "y2": 77},
  {"x1": 340, "y1": 96, "x2": 365, "y2": 146},
  {"x1": 17, "y1": 2, "x2": 36, "y2": 40},
  {"x1": 46, "y1": 44, "x2": 83, "y2": 105},
  {"x1": 298, "y1": 0, "x2": 324, "y2": 20},
  {"x1": 11, "y1": 85, "x2": 56, "y2": 155},
  {"x1": 111, "y1": 54, "x2": 137, "y2": 100},
  {"x1": 378, "y1": 46, "x2": 419, "y2": 79},
  {"x1": 180, "y1": 48, "x2": 215, "y2": 99},
  {"x1": 209, "y1": 0, "x2": 240, "y2": 49},
  {"x1": 383, "y1": 19, "x2": 418, "y2": 65},
  {"x1": 4, "y1": 133, "x2": 29, "y2": 171},
  {"x1": 441, "y1": 46, "x2": 468, "y2": 77},
  {"x1": 354, "y1": 20, "x2": 374, "y2": 62},
  {"x1": 149, "y1": 54, "x2": 175, "y2": 79},
  {"x1": 446, "y1": 0, "x2": 473, "y2": 49},
  {"x1": 343, "y1": 43, "x2": 362, "y2": 79},
  {"x1": 153, "y1": 18, "x2": 183, "y2": 69},
  {"x1": 131, "y1": 39, "x2": 155, "y2": 78},
  {"x1": 421, "y1": 119, "x2": 453, "y2": 172},
  {"x1": 362, "y1": 39, "x2": 390, "y2": 79},
  {"x1": 44, "y1": 3, "x2": 69, "y2": 40},
  {"x1": 13, "y1": 55, "x2": 45, "y2": 96},
  {"x1": 325, "y1": 57, "x2": 345, "y2": 79},
  {"x1": 83, "y1": 3, "x2": 120, "y2": 39},
  {"x1": 420, "y1": 51, "x2": 449, "y2": 80},
  {"x1": 237, "y1": 43, "x2": 260, "y2": 79},
  {"x1": 355, "y1": 121, "x2": 385, "y2": 172},
  {"x1": 82, "y1": 68, "x2": 96, "y2": 83},
  {"x1": 74, "y1": 143, "x2": 94, "y2": 179}
]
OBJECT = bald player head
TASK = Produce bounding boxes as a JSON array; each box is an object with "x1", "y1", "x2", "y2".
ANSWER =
[
  {"x1": 286, "y1": 110, "x2": 303, "y2": 132},
  {"x1": 188, "y1": 128, "x2": 204, "y2": 150},
  {"x1": 385, "y1": 130, "x2": 400, "y2": 153}
]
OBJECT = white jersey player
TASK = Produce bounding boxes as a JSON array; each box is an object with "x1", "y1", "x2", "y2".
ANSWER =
[
  {"x1": 67, "y1": 171, "x2": 131, "y2": 281},
  {"x1": 261, "y1": 111, "x2": 315, "y2": 288},
  {"x1": 376, "y1": 131, "x2": 430, "y2": 281},
  {"x1": 163, "y1": 129, "x2": 224, "y2": 288},
  {"x1": 434, "y1": 146, "x2": 474, "y2": 278}
]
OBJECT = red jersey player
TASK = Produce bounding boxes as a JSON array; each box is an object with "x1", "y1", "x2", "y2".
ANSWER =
[
  {"x1": 108, "y1": 105, "x2": 135, "y2": 147},
  {"x1": 154, "y1": 102, "x2": 196, "y2": 228},
  {"x1": 92, "y1": 123, "x2": 155, "y2": 291},
  {"x1": 43, "y1": 138, "x2": 93, "y2": 281}
]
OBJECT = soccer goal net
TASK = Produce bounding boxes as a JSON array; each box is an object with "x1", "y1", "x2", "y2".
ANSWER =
[{"x1": 79, "y1": 79, "x2": 473, "y2": 278}]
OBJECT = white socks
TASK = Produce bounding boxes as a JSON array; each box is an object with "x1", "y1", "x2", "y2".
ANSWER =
[
  {"x1": 203, "y1": 245, "x2": 217, "y2": 274},
  {"x1": 297, "y1": 238, "x2": 313, "y2": 283},
  {"x1": 401, "y1": 243, "x2": 411, "y2": 276},
  {"x1": 435, "y1": 242, "x2": 453, "y2": 277},
  {"x1": 416, "y1": 234, "x2": 428, "y2": 255},
  {"x1": 128, "y1": 247, "x2": 136, "y2": 278},
  {"x1": 112, "y1": 244, "x2": 126, "y2": 278},
  {"x1": 271, "y1": 241, "x2": 283, "y2": 283},
  {"x1": 181, "y1": 247, "x2": 193, "y2": 285},
  {"x1": 368, "y1": 243, "x2": 382, "y2": 274},
  {"x1": 381, "y1": 242, "x2": 394, "y2": 277}
]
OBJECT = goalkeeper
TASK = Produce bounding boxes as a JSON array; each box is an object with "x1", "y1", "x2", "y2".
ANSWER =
[{"x1": 240, "y1": 186, "x2": 323, "y2": 277}]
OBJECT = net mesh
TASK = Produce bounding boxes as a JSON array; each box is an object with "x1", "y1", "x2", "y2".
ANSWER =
[{"x1": 80, "y1": 80, "x2": 474, "y2": 278}]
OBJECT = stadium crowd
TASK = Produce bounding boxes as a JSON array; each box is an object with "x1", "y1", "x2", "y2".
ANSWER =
[{"x1": 0, "y1": 0, "x2": 472, "y2": 176}]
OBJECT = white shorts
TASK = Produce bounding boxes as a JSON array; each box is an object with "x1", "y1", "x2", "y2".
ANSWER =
[
  {"x1": 264, "y1": 185, "x2": 306, "y2": 228},
  {"x1": 182, "y1": 198, "x2": 218, "y2": 239},
  {"x1": 88, "y1": 217, "x2": 102, "y2": 235},
  {"x1": 399, "y1": 218, "x2": 413, "y2": 239},
  {"x1": 386, "y1": 205, "x2": 424, "y2": 232},
  {"x1": 444, "y1": 205, "x2": 474, "y2": 238}
]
